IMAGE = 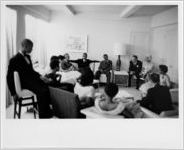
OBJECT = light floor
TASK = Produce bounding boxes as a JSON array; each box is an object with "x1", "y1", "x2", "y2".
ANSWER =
[{"x1": 6, "y1": 87, "x2": 141, "y2": 119}]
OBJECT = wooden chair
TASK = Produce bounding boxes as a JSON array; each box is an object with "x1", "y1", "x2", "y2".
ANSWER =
[{"x1": 13, "y1": 71, "x2": 37, "y2": 119}]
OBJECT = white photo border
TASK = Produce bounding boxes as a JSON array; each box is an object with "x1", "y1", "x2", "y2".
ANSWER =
[{"x1": 1, "y1": 0, "x2": 183, "y2": 149}]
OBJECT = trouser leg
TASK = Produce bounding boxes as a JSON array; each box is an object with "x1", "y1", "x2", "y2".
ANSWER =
[
  {"x1": 106, "y1": 72, "x2": 111, "y2": 83},
  {"x1": 23, "y1": 80, "x2": 53, "y2": 118},
  {"x1": 128, "y1": 74, "x2": 132, "y2": 87},
  {"x1": 94, "y1": 70, "x2": 101, "y2": 80},
  {"x1": 135, "y1": 74, "x2": 140, "y2": 89}
]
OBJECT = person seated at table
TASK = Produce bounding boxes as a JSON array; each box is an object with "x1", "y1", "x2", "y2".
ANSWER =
[
  {"x1": 95, "y1": 83, "x2": 125, "y2": 115},
  {"x1": 128, "y1": 55, "x2": 142, "y2": 89},
  {"x1": 45, "y1": 59, "x2": 74, "y2": 92},
  {"x1": 74, "y1": 67, "x2": 96, "y2": 105},
  {"x1": 141, "y1": 55, "x2": 154, "y2": 81},
  {"x1": 94, "y1": 54, "x2": 112, "y2": 83},
  {"x1": 60, "y1": 53, "x2": 75, "y2": 72},
  {"x1": 139, "y1": 73, "x2": 155, "y2": 98},
  {"x1": 137, "y1": 73, "x2": 173, "y2": 114},
  {"x1": 70, "y1": 53, "x2": 100, "y2": 72},
  {"x1": 159, "y1": 64, "x2": 171, "y2": 88}
]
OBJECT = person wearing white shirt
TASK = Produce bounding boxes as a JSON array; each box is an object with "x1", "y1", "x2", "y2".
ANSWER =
[
  {"x1": 74, "y1": 67, "x2": 95, "y2": 102},
  {"x1": 141, "y1": 56, "x2": 154, "y2": 80}
]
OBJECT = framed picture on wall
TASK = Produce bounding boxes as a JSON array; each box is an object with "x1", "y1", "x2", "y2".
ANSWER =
[{"x1": 64, "y1": 35, "x2": 88, "y2": 52}]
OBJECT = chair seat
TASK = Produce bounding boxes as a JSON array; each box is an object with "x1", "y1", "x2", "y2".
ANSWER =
[{"x1": 17, "y1": 89, "x2": 35, "y2": 98}]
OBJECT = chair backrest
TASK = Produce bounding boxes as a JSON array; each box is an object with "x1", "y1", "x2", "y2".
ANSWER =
[
  {"x1": 14, "y1": 71, "x2": 22, "y2": 97},
  {"x1": 49, "y1": 86, "x2": 81, "y2": 118},
  {"x1": 170, "y1": 88, "x2": 178, "y2": 104}
]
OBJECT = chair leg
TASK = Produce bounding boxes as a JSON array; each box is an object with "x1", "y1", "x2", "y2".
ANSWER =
[
  {"x1": 14, "y1": 100, "x2": 17, "y2": 119},
  {"x1": 32, "y1": 97, "x2": 36, "y2": 119},
  {"x1": 18, "y1": 100, "x2": 22, "y2": 119}
]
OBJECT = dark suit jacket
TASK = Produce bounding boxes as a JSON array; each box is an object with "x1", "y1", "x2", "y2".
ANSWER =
[
  {"x1": 129, "y1": 60, "x2": 142, "y2": 74},
  {"x1": 139, "y1": 84, "x2": 173, "y2": 114},
  {"x1": 70, "y1": 59, "x2": 99, "y2": 69},
  {"x1": 7, "y1": 52, "x2": 40, "y2": 96},
  {"x1": 99, "y1": 60, "x2": 112, "y2": 72}
]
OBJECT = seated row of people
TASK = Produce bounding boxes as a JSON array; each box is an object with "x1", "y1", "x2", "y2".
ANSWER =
[
  {"x1": 48, "y1": 53, "x2": 113, "y2": 84},
  {"x1": 128, "y1": 55, "x2": 171, "y2": 90}
]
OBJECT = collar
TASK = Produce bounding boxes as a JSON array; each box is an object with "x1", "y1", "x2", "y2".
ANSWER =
[{"x1": 19, "y1": 51, "x2": 30, "y2": 57}]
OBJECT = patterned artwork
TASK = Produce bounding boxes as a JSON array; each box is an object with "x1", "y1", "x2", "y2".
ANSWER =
[{"x1": 64, "y1": 35, "x2": 88, "y2": 52}]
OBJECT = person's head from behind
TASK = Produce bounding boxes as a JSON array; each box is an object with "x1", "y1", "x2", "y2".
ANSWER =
[
  {"x1": 145, "y1": 56, "x2": 152, "y2": 63},
  {"x1": 104, "y1": 83, "x2": 119, "y2": 100},
  {"x1": 159, "y1": 65, "x2": 168, "y2": 75},
  {"x1": 78, "y1": 68, "x2": 94, "y2": 86},
  {"x1": 131, "y1": 55, "x2": 138, "y2": 63},
  {"x1": 64, "y1": 53, "x2": 70, "y2": 61},
  {"x1": 83, "y1": 53, "x2": 87, "y2": 59},
  {"x1": 21, "y1": 39, "x2": 33, "y2": 54},
  {"x1": 50, "y1": 59, "x2": 59, "y2": 72},
  {"x1": 150, "y1": 73, "x2": 160, "y2": 84},
  {"x1": 103, "y1": 54, "x2": 108, "y2": 60},
  {"x1": 50, "y1": 56, "x2": 58, "y2": 62},
  {"x1": 58, "y1": 55, "x2": 65, "y2": 62}
]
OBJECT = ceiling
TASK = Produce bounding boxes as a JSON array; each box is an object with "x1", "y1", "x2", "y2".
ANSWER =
[{"x1": 42, "y1": 5, "x2": 176, "y2": 18}]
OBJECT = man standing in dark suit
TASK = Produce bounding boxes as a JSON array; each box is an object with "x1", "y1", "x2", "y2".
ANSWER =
[
  {"x1": 138, "y1": 73, "x2": 173, "y2": 114},
  {"x1": 128, "y1": 55, "x2": 142, "y2": 89},
  {"x1": 7, "y1": 39, "x2": 53, "y2": 118},
  {"x1": 70, "y1": 53, "x2": 99, "y2": 71}
]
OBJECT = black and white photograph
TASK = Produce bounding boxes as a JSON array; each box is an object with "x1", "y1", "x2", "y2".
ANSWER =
[{"x1": 0, "y1": 0, "x2": 183, "y2": 149}]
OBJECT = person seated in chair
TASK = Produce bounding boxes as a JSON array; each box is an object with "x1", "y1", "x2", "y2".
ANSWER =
[
  {"x1": 128, "y1": 55, "x2": 142, "y2": 89},
  {"x1": 60, "y1": 53, "x2": 76, "y2": 72},
  {"x1": 74, "y1": 67, "x2": 96, "y2": 106},
  {"x1": 137, "y1": 73, "x2": 173, "y2": 114},
  {"x1": 45, "y1": 59, "x2": 74, "y2": 92},
  {"x1": 70, "y1": 53, "x2": 99, "y2": 72},
  {"x1": 94, "y1": 54, "x2": 112, "y2": 83},
  {"x1": 159, "y1": 64, "x2": 171, "y2": 88},
  {"x1": 74, "y1": 68, "x2": 95, "y2": 99},
  {"x1": 141, "y1": 55, "x2": 154, "y2": 81},
  {"x1": 7, "y1": 39, "x2": 53, "y2": 118}
]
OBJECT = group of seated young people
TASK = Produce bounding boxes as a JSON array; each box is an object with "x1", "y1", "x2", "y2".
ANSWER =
[{"x1": 45, "y1": 52, "x2": 174, "y2": 118}]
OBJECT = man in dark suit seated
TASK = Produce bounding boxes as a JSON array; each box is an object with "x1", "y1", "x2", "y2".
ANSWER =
[
  {"x1": 70, "y1": 53, "x2": 99, "y2": 72},
  {"x1": 7, "y1": 39, "x2": 53, "y2": 118},
  {"x1": 138, "y1": 73, "x2": 173, "y2": 114},
  {"x1": 128, "y1": 55, "x2": 142, "y2": 89},
  {"x1": 94, "y1": 54, "x2": 112, "y2": 83}
]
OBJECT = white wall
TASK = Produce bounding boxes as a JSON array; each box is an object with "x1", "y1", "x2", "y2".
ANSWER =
[
  {"x1": 46, "y1": 12, "x2": 151, "y2": 70},
  {"x1": 150, "y1": 7, "x2": 178, "y2": 84}
]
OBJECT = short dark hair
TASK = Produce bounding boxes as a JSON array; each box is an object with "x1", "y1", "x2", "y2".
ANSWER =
[
  {"x1": 132, "y1": 55, "x2": 138, "y2": 59},
  {"x1": 50, "y1": 59, "x2": 59, "y2": 70},
  {"x1": 104, "y1": 83, "x2": 119, "y2": 98},
  {"x1": 21, "y1": 39, "x2": 33, "y2": 47},
  {"x1": 79, "y1": 68, "x2": 94, "y2": 86},
  {"x1": 58, "y1": 55, "x2": 65, "y2": 61},
  {"x1": 159, "y1": 65, "x2": 168, "y2": 73},
  {"x1": 50, "y1": 56, "x2": 58, "y2": 61},
  {"x1": 150, "y1": 73, "x2": 160, "y2": 83}
]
